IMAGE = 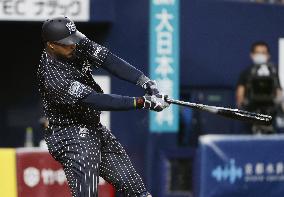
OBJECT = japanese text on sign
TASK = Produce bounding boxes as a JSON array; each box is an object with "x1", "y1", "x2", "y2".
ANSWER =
[
  {"x1": 0, "y1": 0, "x2": 90, "y2": 21},
  {"x1": 150, "y1": 0, "x2": 179, "y2": 132}
]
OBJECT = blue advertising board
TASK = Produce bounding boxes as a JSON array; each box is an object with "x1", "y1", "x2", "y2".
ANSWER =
[
  {"x1": 197, "y1": 135, "x2": 284, "y2": 197},
  {"x1": 149, "y1": 0, "x2": 180, "y2": 132}
]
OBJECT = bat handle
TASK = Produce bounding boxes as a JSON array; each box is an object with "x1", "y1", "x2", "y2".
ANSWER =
[{"x1": 165, "y1": 96, "x2": 173, "y2": 103}]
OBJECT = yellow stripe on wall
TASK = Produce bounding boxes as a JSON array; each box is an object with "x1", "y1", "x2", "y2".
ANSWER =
[{"x1": 0, "y1": 149, "x2": 17, "y2": 197}]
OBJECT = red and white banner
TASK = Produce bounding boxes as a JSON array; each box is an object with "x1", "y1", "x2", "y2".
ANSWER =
[{"x1": 16, "y1": 148, "x2": 114, "y2": 197}]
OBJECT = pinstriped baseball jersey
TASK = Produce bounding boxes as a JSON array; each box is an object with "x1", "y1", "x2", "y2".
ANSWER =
[{"x1": 37, "y1": 37, "x2": 109, "y2": 127}]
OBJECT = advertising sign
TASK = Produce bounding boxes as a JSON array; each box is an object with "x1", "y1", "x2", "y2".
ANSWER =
[
  {"x1": 149, "y1": 0, "x2": 180, "y2": 132},
  {"x1": 16, "y1": 148, "x2": 115, "y2": 197},
  {"x1": 0, "y1": 0, "x2": 90, "y2": 21},
  {"x1": 197, "y1": 135, "x2": 284, "y2": 197},
  {"x1": 16, "y1": 149, "x2": 70, "y2": 197}
]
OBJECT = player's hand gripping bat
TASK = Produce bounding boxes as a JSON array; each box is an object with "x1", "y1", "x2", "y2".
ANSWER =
[{"x1": 165, "y1": 97, "x2": 272, "y2": 125}]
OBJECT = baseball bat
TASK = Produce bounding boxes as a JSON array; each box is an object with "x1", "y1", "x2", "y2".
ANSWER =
[{"x1": 165, "y1": 97, "x2": 272, "y2": 125}]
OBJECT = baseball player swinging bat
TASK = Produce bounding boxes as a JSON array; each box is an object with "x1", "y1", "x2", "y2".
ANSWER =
[
  {"x1": 38, "y1": 16, "x2": 169, "y2": 197},
  {"x1": 165, "y1": 97, "x2": 272, "y2": 125},
  {"x1": 37, "y1": 15, "x2": 271, "y2": 197}
]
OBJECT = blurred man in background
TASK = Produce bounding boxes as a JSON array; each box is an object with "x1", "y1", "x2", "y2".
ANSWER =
[{"x1": 236, "y1": 41, "x2": 282, "y2": 133}]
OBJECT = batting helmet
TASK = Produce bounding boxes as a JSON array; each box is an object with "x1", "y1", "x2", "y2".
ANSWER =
[{"x1": 42, "y1": 16, "x2": 85, "y2": 45}]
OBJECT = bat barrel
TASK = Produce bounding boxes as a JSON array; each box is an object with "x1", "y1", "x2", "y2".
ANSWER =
[{"x1": 165, "y1": 97, "x2": 272, "y2": 125}]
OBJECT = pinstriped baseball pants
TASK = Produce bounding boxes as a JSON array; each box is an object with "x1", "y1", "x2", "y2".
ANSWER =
[{"x1": 44, "y1": 124, "x2": 150, "y2": 197}]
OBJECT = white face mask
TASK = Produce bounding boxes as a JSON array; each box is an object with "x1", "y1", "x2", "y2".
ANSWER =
[{"x1": 252, "y1": 53, "x2": 268, "y2": 65}]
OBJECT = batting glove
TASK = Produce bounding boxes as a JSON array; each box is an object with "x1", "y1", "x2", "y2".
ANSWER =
[
  {"x1": 135, "y1": 94, "x2": 169, "y2": 112},
  {"x1": 137, "y1": 75, "x2": 160, "y2": 96},
  {"x1": 143, "y1": 80, "x2": 160, "y2": 96}
]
